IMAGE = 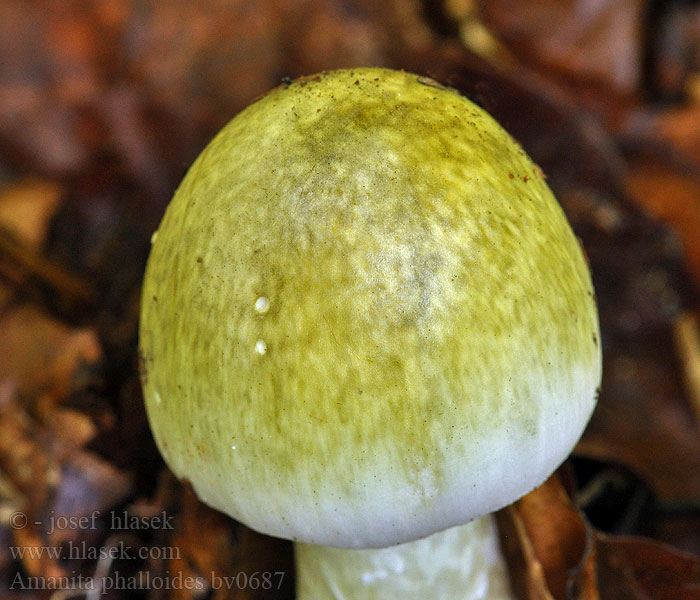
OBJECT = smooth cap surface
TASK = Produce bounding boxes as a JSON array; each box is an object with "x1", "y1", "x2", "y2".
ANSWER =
[{"x1": 139, "y1": 68, "x2": 602, "y2": 548}]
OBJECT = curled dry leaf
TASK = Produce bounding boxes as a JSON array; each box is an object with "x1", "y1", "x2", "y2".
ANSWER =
[
  {"x1": 498, "y1": 473, "x2": 700, "y2": 599},
  {"x1": 0, "y1": 229, "x2": 96, "y2": 308},
  {"x1": 596, "y1": 533, "x2": 700, "y2": 600},
  {"x1": 497, "y1": 474, "x2": 598, "y2": 600}
]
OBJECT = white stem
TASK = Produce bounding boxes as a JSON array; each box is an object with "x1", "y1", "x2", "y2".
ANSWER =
[{"x1": 295, "y1": 514, "x2": 515, "y2": 599}]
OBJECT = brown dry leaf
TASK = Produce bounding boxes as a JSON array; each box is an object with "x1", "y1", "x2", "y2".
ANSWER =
[
  {"x1": 497, "y1": 474, "x2": 598, "y2": 600},
  {"x1": 0, "y1": 384, "x2": 55, "y2": 513},
  {"x1": 0, "y1": 303, "x2": 131, "y2": 575},
  {"x1": 579, "y1": 345, "x2": 700, "y2": 506},
  {"x1": 596, "y1": 533, "x2": 700, "y2": 599},
  {"x1": 146, "y1": 476, "x2": 293, "y2": 600},
  {"x1": 0, "y1": 179, "x2": 63, "y2": 313},
  {"x1": 499, "y1": 473, "x2": 700, "y2": 599},
  {"x1": 49, "y1": 406, "x2": 97, "y2": 450},
  {"x1": 0, "y1": 223, "x2": 97, "y2": 308},
  {"x1": 654, "y1": 106, "x2": 700, "y2": 170},
  {"x1": 0, "y1": 385, "x2": 64, "y2": 581},
  {"x1": 478, "y1": 0, "x2": 645, "y2": 96},
  {"x1": 162, "y1": 483, "x2": 239, "y2": 600},
  {"x1": 11, "y1": 519, "x2": 67, "y2": 582},
  {"x1": 0, "y1": 379, "x2": 132, "y2": 575},
  {"x1": 0, "y1": 179, "x2": 62, "y2": 251},
  {"x1": 625, "y1": 160, "x2": 700, "y2": 287},
  {"x1": 0, "y1": 304, "x2": 100, "y2": 400}
]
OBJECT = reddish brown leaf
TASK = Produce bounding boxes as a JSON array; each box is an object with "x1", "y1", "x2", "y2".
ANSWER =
[
  {"x1": 497, "y1": 475, "x2": 598, "y2": 600},
  {"x1": 625, "y1": 160, "x2": 700, "y2": 287},
  {"x1": 596, "y1": 533, "x2": 700, "y2": 600},
  {"x1": 478, "y1": 0, "x2": 645, "y2": 96}
]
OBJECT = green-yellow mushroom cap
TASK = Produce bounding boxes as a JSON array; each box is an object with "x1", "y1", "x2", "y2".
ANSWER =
[{"x1": 139, "y1": 68, "x2": 601, "y2": 549}]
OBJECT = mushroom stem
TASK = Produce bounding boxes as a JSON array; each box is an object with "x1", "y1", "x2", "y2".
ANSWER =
[{"x1": 295, "y1": 514, "x2": 515, "y2": 599}]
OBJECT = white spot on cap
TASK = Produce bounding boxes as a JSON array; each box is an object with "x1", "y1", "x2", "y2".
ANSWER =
[
  {"x1": 154, "y1": 391, "x2": 162, "y2": 405},
  {"x1": 231, "y1": 445, "x2": 237, "y2": 450},
  {"x1": 150, "y1": 230, "x2": 158, "y2": 244},
  {"x1": 255, "y1": 296, "x2": 270, "y2": 314},
  {"x1": 255, "y1": 340, "x2": 268, "y2": 355}
]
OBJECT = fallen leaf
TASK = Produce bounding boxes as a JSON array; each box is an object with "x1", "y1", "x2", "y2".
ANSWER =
[
  {"x1": 653, "y1": 106, "x2": 700, "y2": 172},
  {"x1": 0, "y1": 179, "x2": 62, "y2": 251},
  {"x1": 0, "y1": 384, "x2": 54, "y2": 510},
  {"x1": 497, "y1": 474, "x2": 598, "y2": 600},
  {"x1": 137, "y1": 473, "x2": 294, "y2": 600},
  {"x1": 578, "y1": 340, "x2": 700, "y2": 506},
  {"x1": 0, "y1": 385, "x2": 62, "y2": 579},
  {"x1": 625, "y1": 160, "x2": 700, "y2": 286},
  {"x1": 596, "y1": 533, "x2": 700, "y2": 599},
  {"x1": 155, "y1": 480, "x2": 238, "y2": 600},
  {"x1": 499, "y1": 472, "x2": 700, "y2": 599},
  {"x1": 0, "y1": 304, "x2": 100, "y2": 400},
  {"x1": 478, "y1": 0, "x2": 645, "y2": 96}
]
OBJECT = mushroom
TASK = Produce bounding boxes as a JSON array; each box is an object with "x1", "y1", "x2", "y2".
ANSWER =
[{"x1": 139, "y1": 68, "x2": 602, "y2": 598}]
